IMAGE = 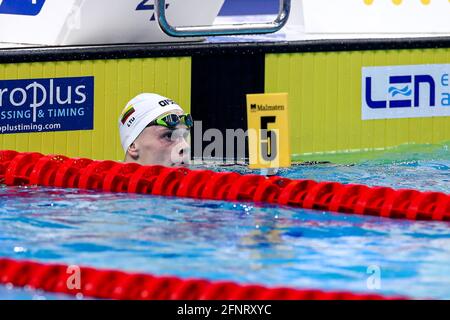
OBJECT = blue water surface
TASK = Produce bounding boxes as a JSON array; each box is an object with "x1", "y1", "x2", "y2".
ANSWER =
[{"x1": 0, "y1": 144, "x2": 449, "y2": 300}]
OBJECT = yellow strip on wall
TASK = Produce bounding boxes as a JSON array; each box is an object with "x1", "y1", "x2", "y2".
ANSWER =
[
  {"x1": 265, "y1": 48, "x2": 450, "y2": 157},
  {"x1": 0, "y1": 57, "x2": 191, "y2": 161}
]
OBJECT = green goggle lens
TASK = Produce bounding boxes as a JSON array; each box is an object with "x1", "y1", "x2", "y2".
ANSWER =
[{"x1": 150, "y1": 113, "x2": 193, "y2": 129}]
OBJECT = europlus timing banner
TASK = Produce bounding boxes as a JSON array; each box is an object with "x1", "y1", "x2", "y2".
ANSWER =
[
  {"x1": 303, "y1": 0, "x2": 450, "y2": 33},
  {"x1": 0, "y1": 77, "x2": 94, "y2": 134},
  {"x1": 362, "y1": 64, "x2": 450, "y2": 120}
]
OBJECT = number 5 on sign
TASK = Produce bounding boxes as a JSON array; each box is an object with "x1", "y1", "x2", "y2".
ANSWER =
[{"x1": 246, "y1": 93, "x2": 291, "y2": 170}]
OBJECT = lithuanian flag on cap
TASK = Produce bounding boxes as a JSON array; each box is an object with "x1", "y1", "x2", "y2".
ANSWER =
[{"x1": 121, "y1": 104, "x2": 136, "y2": 124}]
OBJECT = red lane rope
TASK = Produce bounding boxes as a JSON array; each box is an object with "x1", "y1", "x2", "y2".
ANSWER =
[
  {"x1": 0, "y1": 258, "x2": 403, "y2": 300},
  {"x1": 1, "y1": 150, "x2": 449, "y2": 221}
]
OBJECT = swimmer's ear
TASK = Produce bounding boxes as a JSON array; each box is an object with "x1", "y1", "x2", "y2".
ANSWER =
[{"x1": 127, "y1": 142, "x2": 139, "y2": 160}]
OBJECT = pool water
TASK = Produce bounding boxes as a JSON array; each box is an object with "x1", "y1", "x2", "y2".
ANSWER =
[{"x1": 0, "y1": 143, "x2": 449, "y2": 300}]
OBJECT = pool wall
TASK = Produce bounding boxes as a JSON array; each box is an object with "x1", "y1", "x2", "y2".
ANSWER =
[
  {"x1": 0, "y1": 40, "x2": 449, "y2": 162},
  {"x1": 0, "y1": 57, "x2": 191, "y2": 161},
  {"x1": 266, "y1": 49, "x2": 450, "y2": 157}
]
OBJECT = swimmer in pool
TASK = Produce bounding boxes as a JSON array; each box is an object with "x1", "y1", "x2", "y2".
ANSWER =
[{"x1": 119, "y1": 93, "x2": 192, "y2": 167}]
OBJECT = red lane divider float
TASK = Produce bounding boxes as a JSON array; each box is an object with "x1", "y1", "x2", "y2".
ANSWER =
[
  {"x1": 0, "y1": 258, "x2": 403, "y2": 300},
  {"x1": 0, "y1": 150, "x2": 449, "y2": 221}
]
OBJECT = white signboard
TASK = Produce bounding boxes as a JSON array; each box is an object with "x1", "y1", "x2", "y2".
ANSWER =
[
  {"x1": 362, "y1": 64, "x2": 450, "y2": 120},
  {"x1": 303, "y1": 0, "x2": 450, "y2": 33},
  {"x1": 0, "y1": 0, "x2": 224, "y2": 45}
]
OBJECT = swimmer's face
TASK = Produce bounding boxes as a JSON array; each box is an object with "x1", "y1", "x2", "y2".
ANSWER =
[{"x1": 126, "y1": 110, "x2": 191, "y2": 167}]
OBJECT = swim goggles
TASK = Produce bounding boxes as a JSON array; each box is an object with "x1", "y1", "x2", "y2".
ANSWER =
[{"x1": 148, "y1": 113, "x2": 193, "y2": 129}]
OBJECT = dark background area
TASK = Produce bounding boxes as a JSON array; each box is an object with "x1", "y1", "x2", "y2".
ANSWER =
[
  {"x1": 191, "y1": 54, "x2": 265, "y2": 162},
  {"x1": 219, "y1": 0, "x2": 278, "y2": 16}
]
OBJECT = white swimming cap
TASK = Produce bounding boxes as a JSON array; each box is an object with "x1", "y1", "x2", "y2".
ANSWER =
[{"x1": 118, "y1": 93, "x2": 183, "y2": 152}]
